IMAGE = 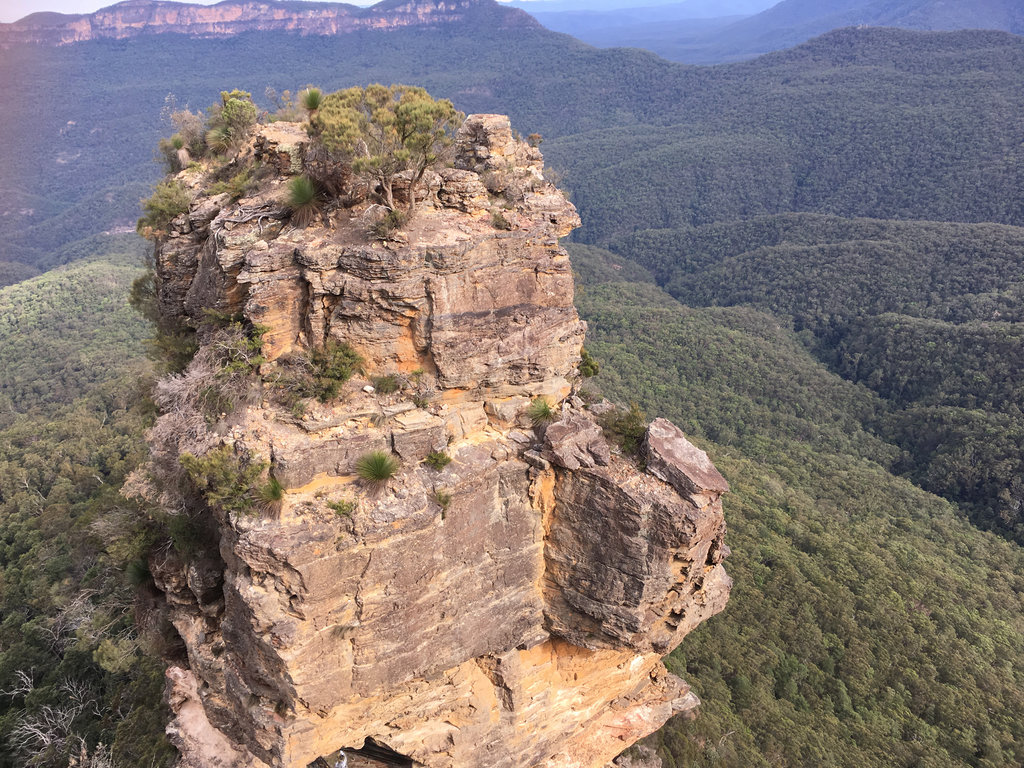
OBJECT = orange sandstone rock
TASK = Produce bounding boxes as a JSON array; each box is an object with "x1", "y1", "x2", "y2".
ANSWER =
[{"x1": 139, "y1": 115, "x2": 729, "y2": 768}]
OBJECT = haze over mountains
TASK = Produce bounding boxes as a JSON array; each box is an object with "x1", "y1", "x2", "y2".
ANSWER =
[
  {"x1": 0, "y1": 0, "x2": 538, "y2": 44},
  {"x1": 513, "y1": 0, "x2": 1024, "y2": 62},
  {"x1": 5, "y1": 0, "x2": 1023, "y2": 62},
  {"x1": 1, "y1": 0, "x2": 1024, "y2": 766}
]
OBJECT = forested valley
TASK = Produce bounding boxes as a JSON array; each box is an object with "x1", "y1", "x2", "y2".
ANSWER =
[{"x1": 0, "y1": 6, "x2": 1022, "y2": 767}]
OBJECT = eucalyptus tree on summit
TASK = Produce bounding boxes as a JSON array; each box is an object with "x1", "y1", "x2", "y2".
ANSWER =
[{"x1": 309, "y1": 84, "x2": 463, "y2": 215}]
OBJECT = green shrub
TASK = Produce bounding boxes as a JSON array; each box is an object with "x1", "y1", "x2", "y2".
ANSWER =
[
  {"x1": 137, "y1": 179, "x2": 191, "y2": 239},
  {"x1": 165, "y1": 512, "x2": 208, "y2": 559},
  {"x1": 372, "y1": 374, "x2": 402, "y2": 394},
  {"x1": 369, "y1": 208, "x2": 407, "y2": 240},
  {"x1": 287, "y1": 175, "x2": 322, "y2": 227},
  {"x1": 328, "y1": 499, "x2": 356, "y2": 517},
  {"x1": 309, "y1": 84, "x2": 462, "y2": 215},
  {"x1": 209, "y1": 89, "x2": 258, "y2": 150},
  {"x1": 290, "y1": 398, "x2": 308, "y2": 419},
  {"x1": 599, "y1": 401, "x2": 647, "y2": 456},
  {"x1": 179, "y1": 445, "x2": 270, "y2": 515},
  {"x1": 527, "y1": 397, "x2": 556, "y2": 426},
  {"x1": 424, "y1": 450, "x2": 451, "y2": 470},
  {"x1": 307, "y1": 340, "x2": 363, "y2": 401},
  {"x1": 216, "y1": 321, "x2": 268, "y2": 376},
  {"x1": 209, "y1": 168, "x2": 254, "y2": 201},
  {"x1": 355, "y1": 450, "x2": 399, "y2": 488},
  {"x1": 579, "y1": 346, "x2": 600, "y2": 378}
]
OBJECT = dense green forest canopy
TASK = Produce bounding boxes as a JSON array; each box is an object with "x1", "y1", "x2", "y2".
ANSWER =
[
  {"x1": 0, "y1": 238, "x2": 172, "y2": 767},
  {"x1": 2, "y1": 11, "x2": 1024, "y2": 767},
  {"x1": 571, "y1": 245, "x2": 1024, "y2": 768},
  {"x1": 605, "y1": 214, "x2": 1024, "y2": 543},
  {"x1": 1, "y1": 25, "x2": 1023, "y2": 265}
]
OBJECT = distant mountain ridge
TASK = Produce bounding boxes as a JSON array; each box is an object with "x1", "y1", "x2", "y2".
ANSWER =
[
  {"x1": 509, "y1": 0, "x2": 1024, "y2": 64},
  {"x1": 688, "y1": 0, "x2": 1024, "y2": 62},
  {"x1": 0, "y1": 0, "x2": 535, "y2": 45}
]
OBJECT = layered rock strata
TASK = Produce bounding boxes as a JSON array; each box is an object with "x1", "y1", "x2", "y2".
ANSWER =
[
  {"x1": 137, "y1": 114, "x2": 730, "y2": 768},
  {"x1": 0, "y1": 0, "x2": 537, "y2": 46}
]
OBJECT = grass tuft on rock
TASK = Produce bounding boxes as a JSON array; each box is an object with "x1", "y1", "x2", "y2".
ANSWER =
[
  {"x1": 287, "y1": 175, "x2": 322, "y2": 227},
  {"x1": 355, "y1": 450, "x2": 399, "y2": 488},
  {"x1": 527, "y1": 397, "x2": 556, "y2": 426},
  {"x1": 424, "y1": 450, "x2": 451, "y2": 470}
]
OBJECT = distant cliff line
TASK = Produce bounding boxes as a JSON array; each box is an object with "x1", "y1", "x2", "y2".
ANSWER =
[{"x1": 0, "y1": 0, "x2": 537, "y2": 46}]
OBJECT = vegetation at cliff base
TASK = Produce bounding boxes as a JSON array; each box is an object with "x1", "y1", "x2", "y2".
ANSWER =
[
  {"x1": 572, "y1": 245, "x2": 1024, "y2": 768},
  {"x1": 0, "y1": 240, "x2": 173, "y2": 768}
]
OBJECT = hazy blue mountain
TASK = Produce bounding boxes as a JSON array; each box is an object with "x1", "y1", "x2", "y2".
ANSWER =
[
  {"x1": 504, "y1": 0, "x2": 774, "y2": 13},
  {"x1": 510, "y1": 0, "x2": 1024, "y2": 63},
  {"x1": 682, "y1": 0, "x2": 1024, "y2": 62},
  {"x1": 506, "y1": 0, "x2": 774, "y2": 60}
]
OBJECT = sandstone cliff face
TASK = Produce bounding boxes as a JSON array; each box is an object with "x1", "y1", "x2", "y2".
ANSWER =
[
  {"x1": 0, "y1": 0, "x2": 537, "y2": 46},
  {"x1": 136, "y1": 115, "x2": 730, "y2": 768}
]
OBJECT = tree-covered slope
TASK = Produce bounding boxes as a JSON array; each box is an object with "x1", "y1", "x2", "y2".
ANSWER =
[
  {"x1": 2, "y1": 23, "x2": 1023, "y2": 268},
  {"x1": 570, "y1": 244, "x2": 1024, "y2": 768},
  {"x1": 0, "y1": 234, "x2": 149, "y2": 417},
  {"x1": 685, "y1": 0, "x2": 1024, "y2": 63},
  {"x1": 603, "y1": 214, "x2": 1024, "y2": 543},
  {"x1": 0, "y1": 240, "x2": 173, "y2": 768}
]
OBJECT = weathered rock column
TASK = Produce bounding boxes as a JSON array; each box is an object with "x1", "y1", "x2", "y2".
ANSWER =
[{"x1": 137, "y1": 114, "x2": 730, "y2": 768}]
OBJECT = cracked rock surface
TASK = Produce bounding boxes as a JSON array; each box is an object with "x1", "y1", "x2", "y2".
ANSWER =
[{"x1": 137, "y1": 115, "x2": 730, "y2": 768}]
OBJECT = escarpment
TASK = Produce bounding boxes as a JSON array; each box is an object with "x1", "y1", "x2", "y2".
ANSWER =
[
  {"x1": 133, "y1": 114, "x2": 731, "y2": 768},
  {"x1": 0, "y1": 0, "x2": 539, "y2": 46}
]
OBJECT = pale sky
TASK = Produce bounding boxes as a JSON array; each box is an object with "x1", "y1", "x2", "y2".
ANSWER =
[{"x1": 4, "y1": 0, "x2": 528, "y2": 24}]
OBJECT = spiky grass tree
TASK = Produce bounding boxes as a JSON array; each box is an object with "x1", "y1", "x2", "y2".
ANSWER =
[
  {"x1": 300, "y1": 87, "x2": 323, "y2": 115},
  {"x1": 205, "y1": 126, "x2": 231, "y2": 156},
  {"x1": 287, "y1": 175, "x2": 322, "y2": 227},
  {"x1": 355, "y1": 450, "x2": 399, "y2": 489},
  {"x1": 527, "y1": 397, "x2": 556, "y2": 426}
]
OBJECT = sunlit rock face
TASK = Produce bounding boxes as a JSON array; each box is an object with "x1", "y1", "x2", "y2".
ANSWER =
[
  {"x1": 139, "y1": 115, "x2": 730, "y2": 768},
  {"x1": 0, "y1": 0, "x2": 540, "y2": 46}
]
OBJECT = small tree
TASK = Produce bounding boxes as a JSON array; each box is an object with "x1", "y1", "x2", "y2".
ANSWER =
[
  {"x1": 206, "y1": 89, "x2": 258, "y2": 153},
  {"x1": 310, "y1": 84, "x2": 463, "y2": 215},
  {"x1": 137, "y1": 179, "x2": 191, "y2": 240},
  {"x1": 300, "y1": 87, "x2": 323, "y2": 115}
]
